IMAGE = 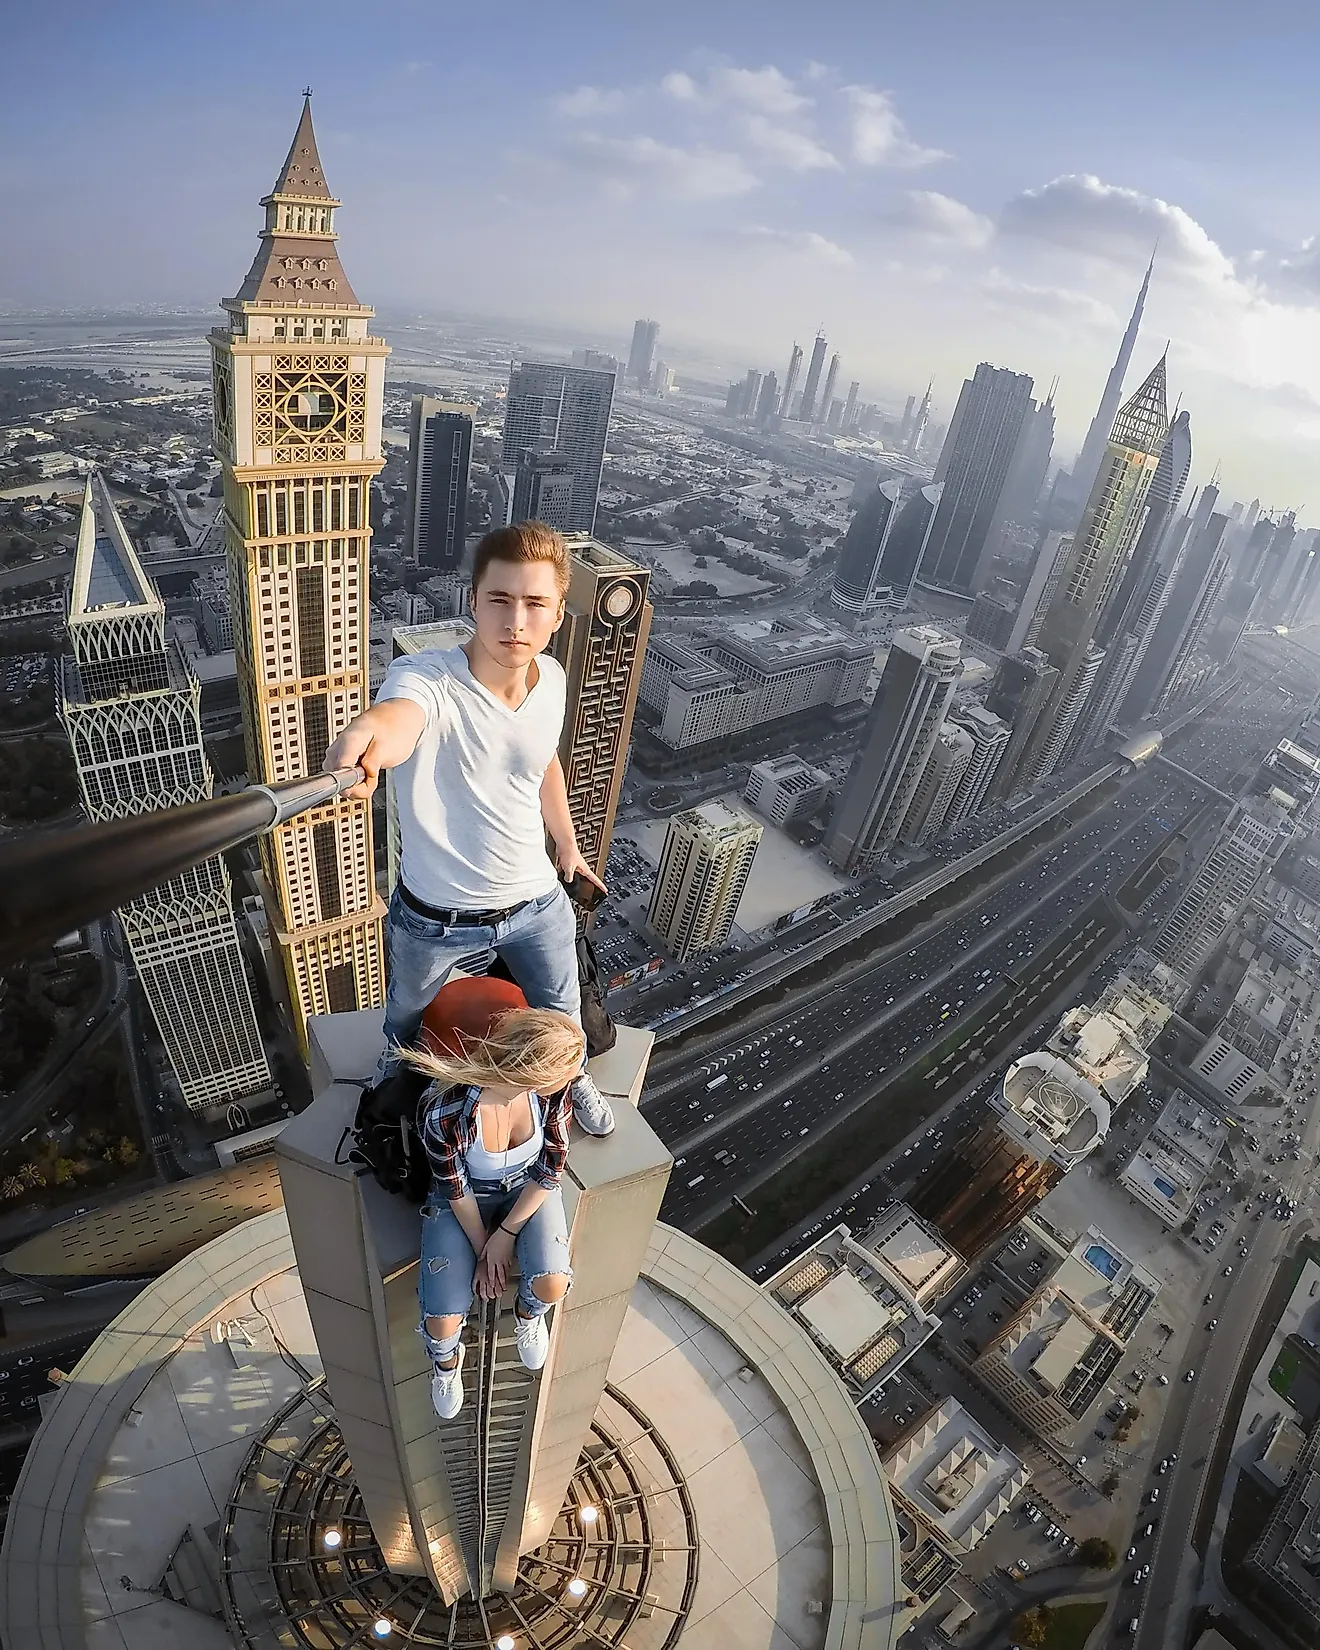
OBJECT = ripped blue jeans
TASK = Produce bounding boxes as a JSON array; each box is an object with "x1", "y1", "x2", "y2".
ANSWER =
[{"x1": 418, "y1": 1170, "x2": 572, "y2": 1358}]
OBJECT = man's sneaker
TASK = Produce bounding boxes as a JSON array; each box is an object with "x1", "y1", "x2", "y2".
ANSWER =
[
  {"x1": 570, "y1": 1072, "x2": 615, "y2": 1137},
  {"x1": 513, "y1": 1308, "x2": 549, "y2": 1371},
  {"x1": 430, "y1": 1341, "x2": 465, "y2": 1420}
]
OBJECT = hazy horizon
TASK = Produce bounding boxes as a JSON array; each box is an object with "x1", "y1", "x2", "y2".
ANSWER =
[{"x1": 7, "y1": 1, "x2": 1320, "y2": 509}]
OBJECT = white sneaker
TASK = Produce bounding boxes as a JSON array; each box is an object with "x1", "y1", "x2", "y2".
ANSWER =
[
  {"x1": 513, "y1": 1309, "x2": 549, "y2": 1371},
  {"x1": 430, "y1": 1341, "x2": 465, "y2": 1420},
  {"x1": 571, "y1": 1072, "x2": 615, "y2": 1137}
]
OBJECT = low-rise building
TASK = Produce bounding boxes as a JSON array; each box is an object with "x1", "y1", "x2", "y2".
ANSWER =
[
  {"x1": 1247, "y1": 1417, "x2": 1320, "y2": 1630},
  {"x1": 764, "y1": 1204, "x2": 962, "y2": 1402},
  {"x1": 744, "y1": 752, "x2": 832, "y2": 826},
  {"x1": 1118, "y1": 1087, "x2": 1226, "y2": 1227},
  {"x1": 639, "y1": 615, "x2": 871, "y2": 749},
  {"x1": 1190, "y1": 1033, "x2": 1274, "y2": 1104},
  {"x1": 883, "y1": 1399, "x2": 1029, "y2": 1634},
  {"x1": 973, "y1": 1227, "x2": 1160, "y2": 1435}
]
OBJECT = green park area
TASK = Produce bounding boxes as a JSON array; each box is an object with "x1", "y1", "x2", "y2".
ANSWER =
[
  {"x1": 1012, "y1": 1601, "x2": 1107, "y2": 1649},
  {"x1": 1270, "y1": 1345, "x2": 1301, "y2": 1399}
]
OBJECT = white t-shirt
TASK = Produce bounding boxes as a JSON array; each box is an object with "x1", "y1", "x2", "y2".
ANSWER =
[{"x1": 376, "y1": 643, "x2": 565, "y2": 909}]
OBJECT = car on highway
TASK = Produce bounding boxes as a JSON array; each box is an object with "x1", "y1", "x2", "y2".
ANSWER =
[{"x1": 1184, "y1": 1368, "x2": 1196, "y2": 1382}]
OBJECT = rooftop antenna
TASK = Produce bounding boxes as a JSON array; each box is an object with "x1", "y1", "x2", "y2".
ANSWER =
[{"x1": 302, "y1": 85, "x2": 313, "y2": 99}]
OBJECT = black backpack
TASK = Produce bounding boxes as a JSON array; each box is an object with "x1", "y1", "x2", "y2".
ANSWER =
[
  {"x1": 338, "y1": 1066, "x2": 433, "y2": 1202},
  {"x1": 486, "y1": 929, "x2": 617, "y2": 1057}
]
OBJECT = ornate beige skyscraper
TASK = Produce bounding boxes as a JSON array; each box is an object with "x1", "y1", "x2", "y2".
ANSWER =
[{"x1": 209, "y1": 97, "x2": 388, "y2": 1053}]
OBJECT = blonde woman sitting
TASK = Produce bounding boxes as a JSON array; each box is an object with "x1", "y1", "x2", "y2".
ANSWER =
[{"x1": 408, "y1": 991, "x2": 585, "y2": 1420}]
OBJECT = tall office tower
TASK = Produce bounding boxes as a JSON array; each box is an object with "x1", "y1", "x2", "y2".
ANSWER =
[
  {"x1": 780, "y1": 339, "x2": 804, "y2": 414},
  {"x1": 818, "y1": 351, "x2": 841, "y2": 425},
  {"x1": 826, "y1": 398, "x2": 845, "y2": 431},
  {"x1": 912, "y1": 1000, "x2": 1150, "y2": 1261},
  {"x1": 1237, "y1": 514, "x2": 1275, "y2": 583},
  {"x1": 209, "y1": 96, "x2": 388, "y2": 1053},
  {"x1": 1022, "y1": 641, "x2": 1105, "y2": 783},
  {"x1": 647, "y1": 799, "x2": 762, "y2": 959},
  {"x1": 898, "y1": 393, "x2": 917, "y2": 445},
  {"x1": 1283, "y1": 533, "x2": 1320, "y2": 625},
  {"x1": 60, "y1": 475, "x2": 270, "y2": 1108},
  {"x1": 1204, "y1": 563, "x2": 1261, "y2": 666},
  {"x1": 899, "y1": 719, "x2": 974, "y2": 845},
  {"x1": 995, "y1": 389, "x2": 1056, "y2": 533},
  {"x1": 944, "y1": 705, "x2": 1010, "y2": 827},
  {"x1": 1150, "y1": 797, "x2": 1294, "y2": 983},
  {"x1": 548, "y1": 537, "x2": 653, "y2": 884},
  {"x1": 1016, "y1": 354, "x2": 1168, "y2": 784},
  {"x1": 907, "y1": 382, "x2": 932, "y2": 455},
  {"x1": 830, "y1": 477, "x2": 941, "y2": 612},
  {"x1": 919, "y1": 364, "x2": 1035, "y2": 596},
  {"x1": 741, "y1": 367, "x2": 762, "y2": 418},
  {"x1": 1006, "y1": 530, "x2": 1072, "y2": 654},
  {"x1": 404, "y1": 395, "x2": 474, "y2": 573},
  {"x1": 1273, "y1": 526, "x2": 1316, "y2": 623},
  {"x1": 511, "y1": 447, "x2": 576, "y2": 530},
  {"x1": 754, "y1": 369, "x2": 780, "y2": 425},
  {"x1": 984, "y1": 646, "x2": 1059, "y2": 802},
  {"x1": 502, "y1": 360, "x2": 615, "y2": 534},
  {"x1": 1068, "y1": 251, "x2": 1154, "y2": 510},
  {"x1": 1068, "y1": 409, "x2": 1193, "y2": 753},
  {"x1": 1121, "y1": 484, "x2": 1223, "y2": 720},
  {"x1": 1152, "y1": 543, "x2": 1230, "y2": 713},
  {"x1": 1257, "y1": 512, "x2": 1298, "y2": 613},
  {"x1": 724, "y1": 379, "x2": 750, "y2": 418},
  {"x1": 798, "y1": 330, "x2": 829, "y2": 422},
  {"x1": 825, "y1": 626, "x2": 962, "y2": 872},
  {"x1": 571, "y1": 347, "x2": 622, "y2": 377},
  {"x1": 625, "y1": 317, "x2": 659, "y2": 387},
  {"x1": 843, "y1": 379, "x2": 860, "y2": 429}
]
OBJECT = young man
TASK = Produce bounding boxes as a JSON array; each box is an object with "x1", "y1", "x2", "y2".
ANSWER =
[{"x1": 321, "y1": 521, "x2": 615, "y2": 1136}]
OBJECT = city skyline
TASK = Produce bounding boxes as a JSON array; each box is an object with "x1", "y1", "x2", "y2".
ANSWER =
[{"x1": 6, "y1": 5, "x2": 1320, "y2": 508}]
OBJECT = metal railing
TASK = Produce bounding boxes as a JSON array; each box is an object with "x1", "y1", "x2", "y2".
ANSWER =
[{"x1": 0, "y1": 767, "x2": 365, "y2": 967}]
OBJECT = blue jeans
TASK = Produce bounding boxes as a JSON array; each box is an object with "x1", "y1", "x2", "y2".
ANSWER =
[
  {"x1": 378, "y1": 882, "x2": 581, "y2": 1079},
  {"x1": 418, "y1": 1173, "x2": 572, "y2": 1349}
]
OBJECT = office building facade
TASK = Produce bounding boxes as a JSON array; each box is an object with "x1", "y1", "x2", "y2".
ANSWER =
[
  {"x1": 1006, "y1": 530, "x2": 1072, "y2": 655},
  {"x1": 919, "y1": 364, "x2": 1035, "y2": 596},
  {"x1": 502, "y1": 360, "x2": 614, "y2": 534},
  {"x1": 1150, "y1": 798, "x2": 1294, "y2": 982},
  {"x1": 965, "y1": 592, "x2": 1017, "y2": 650},
  {"x1": 798, "y1": 330, "x2": 829, "y2": 423},
  {"x1": 744, "y1": 752, "x2": 832, "y2": 825},
  {"x1": 945, "y1": 705, "x2": 1010, "y2": 827},
  {"x1": 548, "y1": 537, "x2": 653, "y2": 884},
  {"x1": 825, "y1": 627, "x2": 963, "y2": 872},
  {"x1": 899, "y1": 720, "x2": 974, "y2": 846},
  {"x1": 1017, "y1": 354, "x2": 1168, "y2": 784},
  {"x1": 511, "y1": 448, "x2": 576, "y2": 531},
  {"x1": 404, "y1": 396, "x2": 473, "y2": 573},
  {"x1": 831, "y1": 478, "x2": 942, "y2": 613},
  {"x1": 61, "y1": 474, "x2": 270, "y2": 1109},
  {"x1": 984, "y1": 646, "x2": 1059, "y2": 801},
  {"x1": 208, "y1": 97, "x2": 388, "y2": 1052},
  {"x1": 625, "y1": 317, "x2": 658, "y2": 386},
  {"x1": 647, "y1": 800, "x2": 763, "y2": 959}
]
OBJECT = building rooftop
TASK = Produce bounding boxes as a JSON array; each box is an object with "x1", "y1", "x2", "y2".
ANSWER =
[
  {"x1": 764, "y1": 1204, "x2": 960, "y2": 1401},
  {"x1": 883, "y1": 1399, "x2": 1029, "y2": 1551}
]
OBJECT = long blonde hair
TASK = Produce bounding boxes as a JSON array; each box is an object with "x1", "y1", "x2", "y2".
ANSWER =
[{"x1": 403, "y1": 1006, "x2": 585, "y2": 1094}]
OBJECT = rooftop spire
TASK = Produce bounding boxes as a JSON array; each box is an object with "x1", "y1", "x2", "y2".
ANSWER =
[
  {"x1": 266, "y1": 93, "x2": 334, "y2": 203},
  {"x1": 1110, "y1": 352, "x2": 1169, "y2": 458},
  {"x1": 1070, "y1": 252, "x2": 1157, "y2": 505}
]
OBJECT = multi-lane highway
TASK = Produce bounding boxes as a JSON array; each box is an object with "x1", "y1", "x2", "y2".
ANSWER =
[{"x1": 643, "y1": 681, "x2": 1294, "y2": 1233}]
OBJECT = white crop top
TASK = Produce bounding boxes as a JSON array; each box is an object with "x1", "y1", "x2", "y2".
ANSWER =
[{"x1": 464, "y1": 1093, "x2": 545, "y2": 1182}]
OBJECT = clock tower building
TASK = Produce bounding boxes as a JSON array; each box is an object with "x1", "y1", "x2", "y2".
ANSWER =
[{"x1": 209, "y1": 97, "x2": 388, "y2": 1051}]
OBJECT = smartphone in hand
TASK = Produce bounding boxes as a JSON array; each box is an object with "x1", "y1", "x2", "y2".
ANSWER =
[{"x1": 562, "y1": 871, "x2": 607, "y2": 912}]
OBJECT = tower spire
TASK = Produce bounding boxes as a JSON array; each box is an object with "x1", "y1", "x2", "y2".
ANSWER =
[{"x1": 1069, "y1": 251, "x2": 1156, "y2": 508}]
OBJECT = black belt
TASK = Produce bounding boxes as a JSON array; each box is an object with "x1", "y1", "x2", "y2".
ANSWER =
[{"x1": 398, "y1": 882, "x2": 529, "y2": 928}]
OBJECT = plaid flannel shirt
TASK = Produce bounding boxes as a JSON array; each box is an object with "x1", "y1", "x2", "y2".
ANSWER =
[{"x1": 419, "y1": 1082, "x2": 571, "y2": 1201}]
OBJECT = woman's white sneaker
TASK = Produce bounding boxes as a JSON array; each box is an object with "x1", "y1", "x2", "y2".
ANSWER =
[
  {"x1": 430, "y1": 1341, "x2": 465, "y2": 1419},
  {"x1": 513, "y1": 1309, "x2": 549, "y2": 1371}
]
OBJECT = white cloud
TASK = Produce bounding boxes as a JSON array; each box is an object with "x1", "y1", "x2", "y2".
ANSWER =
[
  {"x1": 708, "y1": 65, "x2": 809, "y2": 116},
  {"x1": 999, "y1": 173, "x2": 1235, "y2": 286},
  {"x1": 843, "y1": 86, "x2": 949, "y2": 169},
  {"x1": 729, "y1": 225, "x2": 854, "y2": 266},
  {"x1": 661, "y1": 71, "x2": 699, "y2": 102},
  {"x1": 553, "y1": 85, "x2": 627, "y2": 118},
  {"x1": 891, "y1": 190, "x2": 992, "y2": 248},
  {"x1": 742, "y1": 114, "x2": 840, "y2": 173},
  {"x1": 977, "y1": 266, "x2": 1118, "y2": 329},
  {"x1": 555, "y1": 131, "x2": 759, "y2": 202}
]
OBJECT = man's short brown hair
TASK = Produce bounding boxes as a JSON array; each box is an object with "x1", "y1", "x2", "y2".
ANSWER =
[{"x1": 472, "y1": 523, "x2": 572, "y2": 600}]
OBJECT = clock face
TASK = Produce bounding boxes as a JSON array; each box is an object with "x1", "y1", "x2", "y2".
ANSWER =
[
  {"x1": 603, "y1": 581, "x2": 637, "y2": 620},
  {"x1": 212, "y1": 361, "x2": 234, "y2": 449}
]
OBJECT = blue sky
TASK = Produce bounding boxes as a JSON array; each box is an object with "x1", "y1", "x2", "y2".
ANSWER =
[{"x1": 6, "y1": 1, "x2": 1320, "y2": 506}]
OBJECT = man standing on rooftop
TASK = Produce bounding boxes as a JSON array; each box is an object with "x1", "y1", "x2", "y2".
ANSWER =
[{"x1": 323, "y1": 522, "x2": 615, "y2": 1136}]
